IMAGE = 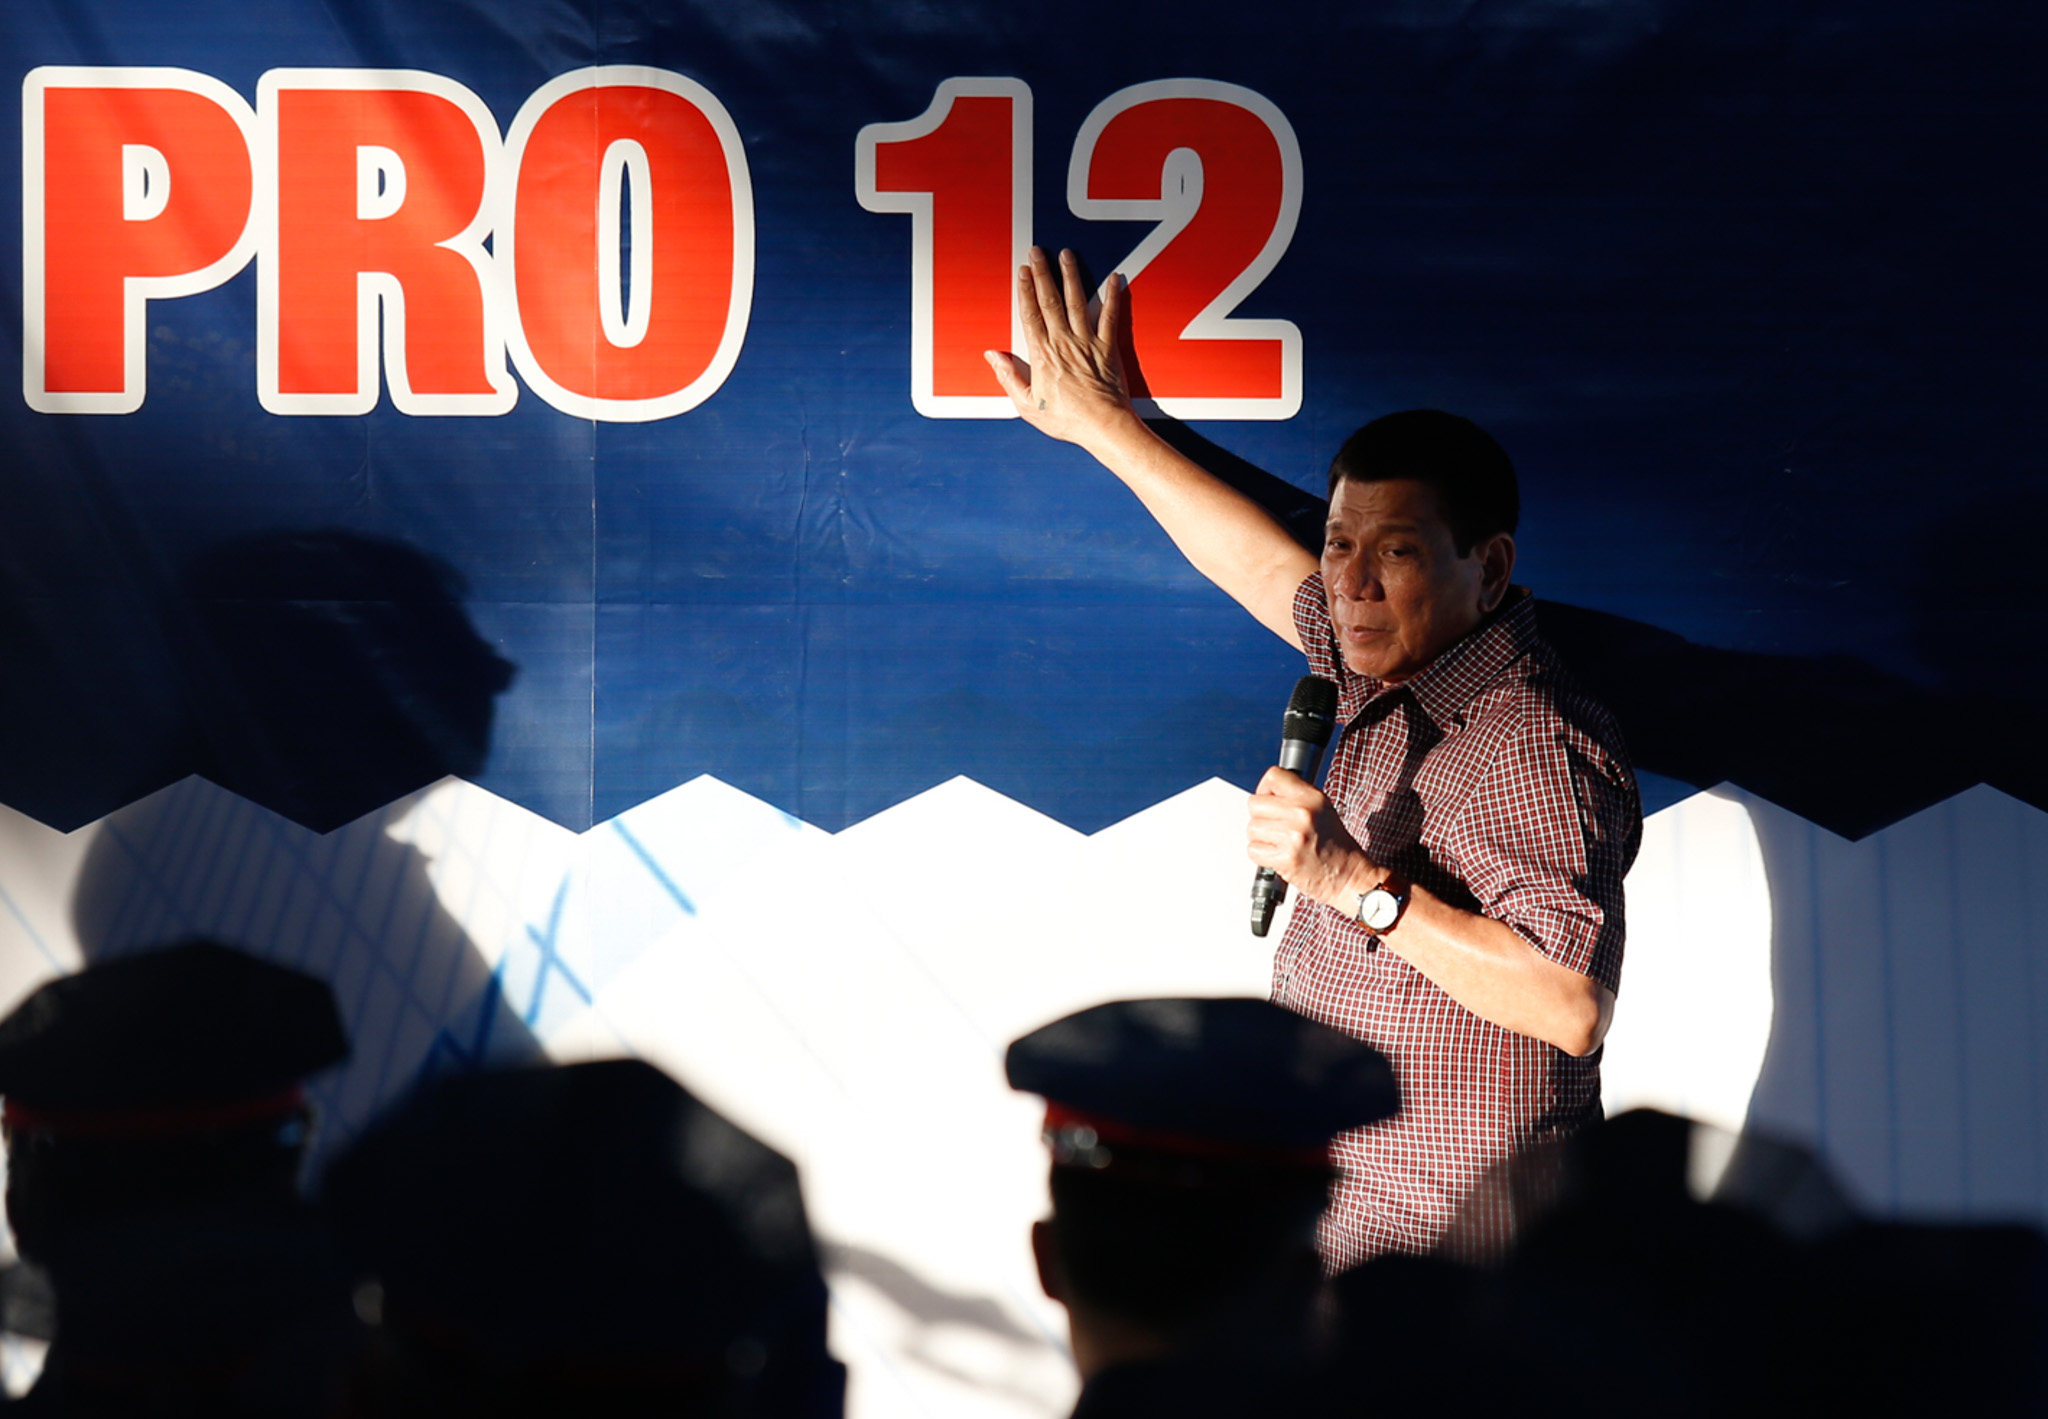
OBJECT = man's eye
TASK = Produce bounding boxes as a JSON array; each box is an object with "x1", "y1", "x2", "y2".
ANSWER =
[{"x1": 1384, "y1": 544, "x2": 1415, "y2": 559}]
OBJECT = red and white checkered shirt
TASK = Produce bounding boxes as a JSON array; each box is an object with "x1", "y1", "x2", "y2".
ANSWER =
[{"x1": 1274, "y1": 574, "x2": 1640, "y2": 1267}]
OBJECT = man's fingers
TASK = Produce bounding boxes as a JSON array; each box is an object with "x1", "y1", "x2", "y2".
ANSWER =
[
  {"x1": 1246, "y1": 793, "x2": 1312, "y2": 840},
  {"x1": 1246, "y1": 815, "x2": 1297, "y2": 845},
  {"x1": 1245, "y1": 817, "x2": 1306, "y2": 877},
  {"x1": 1256, "y1": 766, "x2": 1319, "y2": 802},
  {"x1": 1015, "y1": 263, "x2": 1051, "y2": 350},
  {"x1": 1245, "y1": 813, "x2": 1283, "y2": 849},
  {"x1": 984, "y1": 350, "x2": 1031, "y2": 407},
  {"x1": 1059, "y1": 249, "x2": 1091, "y2": 334},
  {"x1": 1096, "y1": 269, "x2": 1125, "y2": 347},
  {"x1": 1025, "y1": 246, "x2": 1069, "y2": 336}
]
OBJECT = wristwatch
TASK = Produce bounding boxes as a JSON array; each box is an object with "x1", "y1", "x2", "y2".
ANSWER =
[{"x1": 1354, "y1": 871, "x2": 1410, "y2": 934}]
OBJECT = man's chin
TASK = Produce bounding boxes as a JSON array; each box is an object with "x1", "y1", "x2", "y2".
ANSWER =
[
  {"x1": 1345, "y1": 639, "x2": 1433, "y2": 682},
  {"x1": 1341, "y1": 649, "x2": 1397, "y2": 681}
]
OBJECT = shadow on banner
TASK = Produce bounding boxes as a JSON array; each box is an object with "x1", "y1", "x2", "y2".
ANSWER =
[{"x1": 64, "y1": 530, "x2": 537, "y2": 1149}]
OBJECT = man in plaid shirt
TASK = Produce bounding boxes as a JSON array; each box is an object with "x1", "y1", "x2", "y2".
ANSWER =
[{"x1": 988, "y1": 249, "x2": 1641, "y2": 1263}]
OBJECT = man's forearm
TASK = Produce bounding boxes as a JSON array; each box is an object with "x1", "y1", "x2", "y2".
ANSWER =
[
  {"x1": 1307, "y1": 857, "x2": 1613, "y2": 1057},
  {"x1": 1382, "y1": 883, "x2": 1613, "y2": 1057}
]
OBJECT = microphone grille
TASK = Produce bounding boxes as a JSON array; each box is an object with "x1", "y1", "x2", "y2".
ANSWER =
[{"x1": 1286, "y1": 675, "x2": 1338, "y2": 721}]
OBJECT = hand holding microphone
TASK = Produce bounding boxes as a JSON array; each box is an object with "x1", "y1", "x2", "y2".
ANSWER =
[{"x1": 1250, "y1": 676, "x2": 1339, "y2": 936}]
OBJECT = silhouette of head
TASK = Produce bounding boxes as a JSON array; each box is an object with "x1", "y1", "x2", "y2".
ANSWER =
[
  {"x1": 1006, "y1": 998, "x2": 1397, "y2": 1378},
  {"x1": 177, "y1": 530, "x2": 515, "y2": 831},
  {"x1": 0, "y1": 939, "x2": 347, "y2": 1263},
  {"x1": 322, "y1": 1058, "x2": 845, "y2": 1418}
]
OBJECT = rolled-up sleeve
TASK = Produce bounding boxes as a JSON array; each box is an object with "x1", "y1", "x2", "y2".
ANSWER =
[{"x1": 1449, "y1": 703, "x2": 1638, "y2": 993}]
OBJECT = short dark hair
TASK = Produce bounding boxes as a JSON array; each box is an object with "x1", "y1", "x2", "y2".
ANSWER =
[
  {"x1": 1327, "y1": 410, "x2": 1519, "y2": 556},
  {"x1": 1047, "y1": 1165, "x2": 1328, "y2": 1333}
]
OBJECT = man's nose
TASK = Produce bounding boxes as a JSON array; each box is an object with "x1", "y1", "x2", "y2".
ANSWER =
[{"x1": 1328, "y1": 553, "x2": 1376, "y2": 599}]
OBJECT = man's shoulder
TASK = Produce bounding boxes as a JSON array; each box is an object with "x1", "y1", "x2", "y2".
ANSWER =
[
  {"x1": 1449, "y1": 627, "x2": 1645, "y2": 862},
  {"x1": 1464, "y1": 618, "x2": 1635, "y2": 771}
]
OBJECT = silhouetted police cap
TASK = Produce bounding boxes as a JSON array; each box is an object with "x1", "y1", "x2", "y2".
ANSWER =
[
  {"x1": 1006, "y1": 998, "x2": 1397, "y2": 1166},
  {"x1": 323, "y1": 1057, "x2": 842, "y2": 1405},
  {"x1": 0, "y1": 940, "x2": 347, "y2": 1120}
]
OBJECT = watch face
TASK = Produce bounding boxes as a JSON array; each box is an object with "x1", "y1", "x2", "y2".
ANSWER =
[{"x1": 1360, "y1": 888, "x2": 1399, "y2": 931}]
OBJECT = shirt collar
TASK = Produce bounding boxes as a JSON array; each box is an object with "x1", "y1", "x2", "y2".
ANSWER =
[{"x1": 1358, "y1": 587, "x2": 1537, "y2": 731}]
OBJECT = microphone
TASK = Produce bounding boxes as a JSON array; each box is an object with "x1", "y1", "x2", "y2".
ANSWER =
[{"x1": 1251, "y1": 675, "x2": 1340, "y2": 937}]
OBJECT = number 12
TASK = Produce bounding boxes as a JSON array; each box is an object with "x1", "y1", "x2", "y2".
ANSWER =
[{"x1": 856, "y1": 78, "x2": 1302, "y2": 421}]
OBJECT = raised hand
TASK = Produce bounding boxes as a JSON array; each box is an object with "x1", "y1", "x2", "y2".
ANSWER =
[
  {"x1": 979, "y1": 246, "x2": 1316, "y2": 653},
  {"x1": 984, "y1": 246, "x2": 1136, "y2": 452}
]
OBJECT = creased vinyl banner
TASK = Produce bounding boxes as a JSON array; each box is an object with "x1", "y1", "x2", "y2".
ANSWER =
[{"x1": 2, "y1": 1, "x2": 2043, "y2": 836}]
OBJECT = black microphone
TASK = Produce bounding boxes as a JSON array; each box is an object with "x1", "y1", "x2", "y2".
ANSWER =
[{"x1": 1251, "y1": 675, "x2": 1339, "y2": 937}]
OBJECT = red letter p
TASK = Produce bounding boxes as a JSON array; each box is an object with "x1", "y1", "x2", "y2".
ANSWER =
[{"x1": 23, "y1": 68, "x2": 257, "y2": 414}]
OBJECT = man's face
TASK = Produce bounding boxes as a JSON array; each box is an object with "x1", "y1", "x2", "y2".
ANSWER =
[{"x1": 1321, "y1": 478, "x2": 1506, "y2": 683}]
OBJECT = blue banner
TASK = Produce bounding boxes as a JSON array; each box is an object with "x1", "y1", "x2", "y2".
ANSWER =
[{"x1": 3, "y1": 1, "x2": 2041, "y2": 835}]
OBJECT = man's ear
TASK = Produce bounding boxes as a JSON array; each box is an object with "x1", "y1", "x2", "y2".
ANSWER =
[
  {"x1": 1031, "y1": 1217, "x2": 1067, "y2": 1304},
  {"x1": 1476, "y1": 533, "x2": 1517, "y2": 612}
]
